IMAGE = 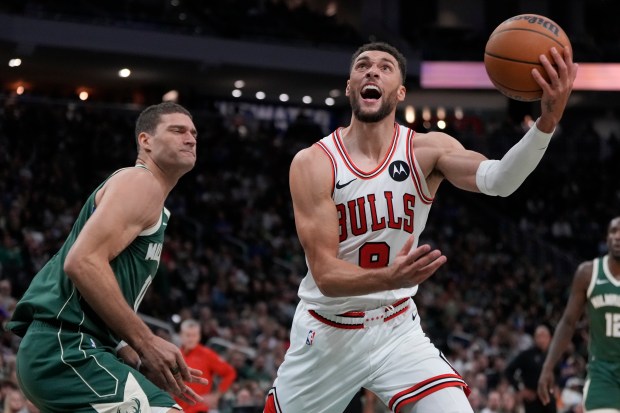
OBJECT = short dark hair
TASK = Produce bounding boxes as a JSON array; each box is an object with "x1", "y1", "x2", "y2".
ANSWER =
[
  {"x1": 350, "y1": 42, "x2": 407, "y2": 84},
  {"x1": 134, "y1": 102, "x2": 192, "y2": 146}
]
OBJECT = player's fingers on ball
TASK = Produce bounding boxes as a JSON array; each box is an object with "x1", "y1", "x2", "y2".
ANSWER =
[
  {"x1": 531, "y1": 68, "x2": 544, "y2": 87},
  {"x1": 550, "y1": 47, "x2": 565, "y2": 66},
  {"x1": 569, "y1": 62, "x2": 579, "y2": 82},
  {"x1": 540, "y1": 54, "x2": 559, "y2": 84},
  {"x1": 552, "y1": 49, "x2": 569, "y2": 79}
]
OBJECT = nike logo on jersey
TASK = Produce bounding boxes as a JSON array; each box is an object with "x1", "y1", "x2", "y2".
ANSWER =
[
  {"x1": 596, "y1": 279, "x2": 609, "y2": 285},
  {"x1": 336, "y1": 178, "x2": 357, "y2": 189}
]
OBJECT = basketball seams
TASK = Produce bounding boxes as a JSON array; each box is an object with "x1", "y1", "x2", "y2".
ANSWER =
[
  {"x1": 488, "y1": 27, "x2": 568, "y2": 49},
  {"x1": 484, "y1": 52, "x2": 546, "y2": 66},
  {"x1": 484, "y1": 14, "x2": 571, "y2": 101}
]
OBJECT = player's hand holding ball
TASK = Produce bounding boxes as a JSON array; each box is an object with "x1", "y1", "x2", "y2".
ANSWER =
[{"x1": 484, "y1": 14, "x2": 578, "y2": 132}]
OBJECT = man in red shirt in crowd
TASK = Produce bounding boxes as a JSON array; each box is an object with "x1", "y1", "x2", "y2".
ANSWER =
[{"x1": 176, "y1": 319, "x2": 237, "y2": 413}]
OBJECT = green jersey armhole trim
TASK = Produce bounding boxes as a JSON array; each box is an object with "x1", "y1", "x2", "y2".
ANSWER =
[
  {"x1": 140, "y1": 207, "x2": 170, "y2": 236},
  {"x1": 586, "y1": 257, "x2": 598, "y2": 298},
  {"x1": 603, "y1": 255, "x2": 620, "y2": 287},
  {"x1": 134, "y1": 163, "x2": 152, "y2": 174}
]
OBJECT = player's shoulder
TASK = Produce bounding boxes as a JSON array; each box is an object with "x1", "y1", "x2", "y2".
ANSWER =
[
  {"x1": 98, "y1": 166, "x2": 165, "y2": 208},
  {"x1": 412, "y1": 130, "x2": 463, "y2": 150},
  {"x1": 291, "y1": 143, "x2": 333, "y2": 172},
  {"x1": 106, "y1": 166, "x2": 160, "y2": 191},
  {"x1": 576, "y1": 259, "x2": 595, "y2": 276},
  {"x1": 573, "y1": 259, "x2": 595, "y2": 287}
]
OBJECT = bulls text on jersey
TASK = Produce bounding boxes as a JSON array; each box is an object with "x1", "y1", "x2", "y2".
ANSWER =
[{"x1": 336, "y1": 191, "x2": 415, "y2": 241}]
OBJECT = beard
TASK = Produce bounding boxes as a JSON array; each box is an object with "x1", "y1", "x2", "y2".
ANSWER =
[{"x1": 350, "y1": 89, "x2": 398, "y2": 123}]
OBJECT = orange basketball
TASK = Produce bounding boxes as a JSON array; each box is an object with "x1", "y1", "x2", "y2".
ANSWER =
[{"x1": 484, "y1": 14, "x2": 571, "y2": 101}]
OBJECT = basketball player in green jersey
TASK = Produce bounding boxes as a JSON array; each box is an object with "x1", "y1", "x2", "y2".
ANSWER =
[
  {"x1": 538, "y1": 216, "x2": 620, "y2": 413},
  {"x1": 7, "y1": 102, "x2": 207, "y2": 412}
]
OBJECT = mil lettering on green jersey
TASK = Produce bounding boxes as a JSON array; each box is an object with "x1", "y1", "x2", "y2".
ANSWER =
[{"x1": 586, "y1": 255, "x2": 620, "y2": 361}]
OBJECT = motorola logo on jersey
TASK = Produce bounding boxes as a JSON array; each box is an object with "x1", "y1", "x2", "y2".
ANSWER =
[{"x1": 389, "y1": 161, "x2": 410, "y2": 182}]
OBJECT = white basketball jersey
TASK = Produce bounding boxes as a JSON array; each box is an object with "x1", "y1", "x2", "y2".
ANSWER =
[{"x1": 298, "y1": 123, "x2": 434, "y2": 312}]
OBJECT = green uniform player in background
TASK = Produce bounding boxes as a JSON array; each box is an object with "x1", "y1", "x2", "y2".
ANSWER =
[
  {"x1": 7, "y1": 102, "x2": 207, "y2": 413},
  {"x1": 539, "y1": 216, "x2": 620, "y2": 413}
]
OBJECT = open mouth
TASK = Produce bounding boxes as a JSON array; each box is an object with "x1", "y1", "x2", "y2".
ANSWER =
[{"x1": 361, "y1": 84, "x2": 382, "y2": 101}]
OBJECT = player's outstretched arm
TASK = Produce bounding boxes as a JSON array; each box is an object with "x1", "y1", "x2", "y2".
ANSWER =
[
  {"x1": 537, "y1": 261, "x2": 591, "y2": 405},
  {"x1": 64, "y1": 169, "x2": 205, "y2": 404},
  {"x1": 290, "y1": 146, "x2": 446, "y2": 297},
  {"x1": 433, "y1": 47, "x2": 577, "y2": 198}
]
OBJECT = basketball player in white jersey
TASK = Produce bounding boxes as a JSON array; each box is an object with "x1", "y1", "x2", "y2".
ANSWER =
[{"x1": 264, "y1": 42, "x2": 578, "y2": 413}]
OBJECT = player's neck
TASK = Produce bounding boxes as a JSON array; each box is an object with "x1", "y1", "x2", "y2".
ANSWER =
[
  {"x1": 342, "y1": 116, "x2": 397, "y2": 162},
  {"x1": 135, "y1": 157, "x2": 179, "y2": 196},
  {"x1": 608, "y1": 255, "x2": 620, "y2": 277}
]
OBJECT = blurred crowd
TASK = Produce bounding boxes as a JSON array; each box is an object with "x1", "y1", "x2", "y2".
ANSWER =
[
  {"x1": 0, "y1": 0, "x2": 363, "y2": 49},
  {"x1": 0, "y1": 97, "x2": 619, "y2": 412}
]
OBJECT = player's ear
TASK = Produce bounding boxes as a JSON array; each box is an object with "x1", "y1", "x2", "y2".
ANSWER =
[
  {"x1": 138, "y1": 132, "x2": 151, "y2": 152},
  {"x1": 345, "y1": 80, "x2": 351, "y2": 96},
  {"x1": 397, "y1": 85, "x2": 406, "y2": 102}
]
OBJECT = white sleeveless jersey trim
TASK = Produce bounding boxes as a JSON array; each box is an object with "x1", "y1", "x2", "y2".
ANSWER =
[
  {"x1": 586, "y1": 257, "x2": 598, "y2": 298},
  {"x1": 406, "y1": 128, "x2": 434, "y2": 204},
  {"x1": 139, "y1": 207, "x2": 170, "y2": 236},
  {"x1": 332, "y1": 124, "x2": 399, "y2": 178},
  {"x1": 603, "y1": 255, "x2": 620, "y2": 287},
  {"x1": 298, "y1": 124, "x2": 433, "y2": 312},
  {"x1": 315, "y1": 139, "x2": 338, "y2": 194}
]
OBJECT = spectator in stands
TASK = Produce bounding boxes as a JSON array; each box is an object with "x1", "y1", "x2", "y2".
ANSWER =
[
  {"x1": 2, "y1": 387, "x2": 26, "y2": 413},
  {"x1": 177, "y1": 319, "x2": 237, "y2": 413},
  {"x1": 559, "y1": 377, "x2": 583, "y2": 413},
  {"x1": 22, "y1": 399, "x2": 40, "y2": 413},
  {"x1": 505, "y1": 324, "x2": 556, "y2": 413},
  {"x1": 480, "y1": 390, "x2": 501, "y2": 413}
]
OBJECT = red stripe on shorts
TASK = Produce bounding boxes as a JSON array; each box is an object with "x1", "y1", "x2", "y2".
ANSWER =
[{"x1": 388, "y1": 373, "x2": 467, "y2": 413}]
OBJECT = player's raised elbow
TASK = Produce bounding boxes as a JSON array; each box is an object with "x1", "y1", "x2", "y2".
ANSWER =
[
  {"x1": 476, "y1": 160, "x2": 522, "y2": 197},
  {"x1": 63, "y1": 251, "x2": 83, "y2": 281},
  {"x1": 493, "y1": 185, "x2": 518, "y2": 198},
  {"x1": 63, "y1": 249, "x2": 97, "y2": 282}
]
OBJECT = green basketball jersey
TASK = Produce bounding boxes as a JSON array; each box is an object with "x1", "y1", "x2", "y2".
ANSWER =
[
  {"x1": 586, "y1": 255, "x2": 620, "y2": 362},
  {"x1": 8, "y1": 166, "x2": 169, "y2": 348}
]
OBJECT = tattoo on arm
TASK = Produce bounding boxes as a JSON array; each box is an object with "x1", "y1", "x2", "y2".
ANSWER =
[{"x1": 545, "y1": 100, "x2": 555, "y2": 113}]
